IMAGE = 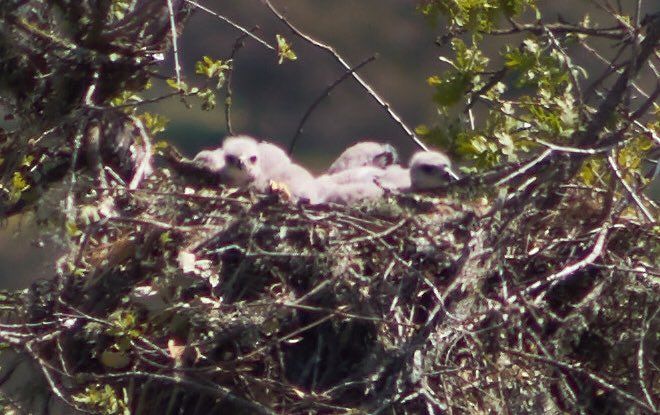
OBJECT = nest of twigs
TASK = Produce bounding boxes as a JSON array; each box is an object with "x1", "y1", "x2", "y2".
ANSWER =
[{"x1": 0, "y1": 164, "x2": 657, "y2": 415}]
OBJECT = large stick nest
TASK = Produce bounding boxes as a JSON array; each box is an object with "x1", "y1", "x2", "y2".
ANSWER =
[{"x1": 0, "y1": 164, "x2": 657, "y2": 414}]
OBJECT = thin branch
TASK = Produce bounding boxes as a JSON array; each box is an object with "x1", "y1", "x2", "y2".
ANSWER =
[
  {"x1": 66, "y1": 74, "x2": 99, "y2": 223},
  {"x1": 534, "y1": 138, "x2": 628, "y2": 154},
  {"x1": 544, "y1": 26, "x2": 583, "y2": 108},
  {"x1": 93, "y1": 371, "x2": 275, "y2": 415},
  {"x1": 580, "y1": 41, "x2": 650, "y2": 101},
  {"x1": 628, "y1": 82, "x2": 660, "y2": 121},
  {"x1": 85, "y1": 91, "x2": 184, "y2": 110},
  {"x1": 24, "y1": 340, "x2": 89, "y2": 413},
  {"x1": 128, "y1": 116, "x2": 154, "y2": 190},
  {"x1": 517, "y1": 223, "x2": 610, "y2": 302},
  {"x1": 584, "y1": 59, "x2": 627, "y2": 103},
  {"x1": 607, "y1": 152, "x2": 654, "y2": 223},
  {"x1": 488, "y1": 22, "x2": 625, "y2": 39},
  {"x1": 225, "y1": 32, "x2": 253, "y2": 135},
  {"x1": 288, "y1": 54, "x2": 378, "y2": 155},
  {"x1": 184, "y1": 0, "x2": 275, "y2": 50},
  {"x1": 166, "y1": 0, "x2": 183, "y2": 89},
  {"x1": 464, "y1": 68, "x2": 506, "y2": 112},
  {"x1": 638, "y1": 307, "x2": 658, "y2": 412},
  {"x1": 503, "y1": 347, "x2": 656, "y2": 413},
  {"x1": 494, "y1": 149, "x2": 553, "y2": 186},
  {"x1": 576, "y1": 12, "x2": 660, "y2": 148},
  {"x1": 262, "y1": 0, "x2": 427, "y2": 150}
]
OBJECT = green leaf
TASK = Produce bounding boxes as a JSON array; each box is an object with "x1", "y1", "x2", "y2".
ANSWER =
[
  {"x1": 110, "y1": 0, "x2": 131, "y2": 20},
  {"x1": 418, "y1": 0, "x2": 535, "y2": 32},
  {"x1": 160, "y1": 231, "x2": 173, "y2": 245},
  {"x1": 66, "y1": 221, "x2": 82, "y2": 237},
  {"x1": 20, "y1": 155, "x2": 34, "y2": 167},
  {"x1": 140, "y1": 112, "x2": 169, "y2": 135},
  {"x1": 195, "y1": 56, "x2": 231, "y2": 89},
  {"x1": 451, "y1": 38, "x2": 488, "y2": 73},
  {"x1": 153, "y1": 140, "x2": 170, "y2": 153},
  {"x1": 9, "y1": 171, "x2": 30, "y2": 201},
  {"x1": 276, "y1": 34, "x2": 297, "y2": 64},
  {"x1": 198, "y1": 88, "x2": 217, "y2": 111},
  {"x1": 110, "y1": 90, "x2": 143, "y2": 107},
  {"x1": 108, "y1": 309, "x2": 142, "y2": 338},
  {"x1": 73, "y1": 383, "x2": 130, "y2": 414},
  {"x1": 429, "y1": 72, "x2": 471, "y2": 107},
  {"x1": 166, "y1": 78, "x2": 189, "y2": 93}
]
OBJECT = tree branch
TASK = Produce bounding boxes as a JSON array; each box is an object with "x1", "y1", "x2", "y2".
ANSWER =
[
  {"x1": 262, "y1": 0, "x2": 427, "y2": 150},
  {"x1": 288, "y1": 54, "x2": 378, "y2": 155}
]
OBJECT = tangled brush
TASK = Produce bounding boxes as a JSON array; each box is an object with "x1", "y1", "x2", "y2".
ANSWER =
[{"x1": 0, "y1": 164, "x2": 656, "y2": 414}]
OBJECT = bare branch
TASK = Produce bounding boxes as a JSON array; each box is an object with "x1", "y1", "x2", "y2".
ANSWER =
[
  {"x1": 607, "y1": 152, "x2": 654, "y2": 223},
  {"x1": 637, "y1": 307, "x2": 658, "y2": 412},
  {"x1": 503, "y1": 347, "x2": 656, "y2": 413},
  {"x1": 166, "y1": 0, "x2": 183, "y2": 89},
  {"x1": 224, "y1": 32, "x2": 252, "y2": 135},
  {"x1": 184, "y1": 0, "x2": 275, "y2": 50},
  {"x1": 507, "y1": 223, "x2": 611, "y2": 303},
  {"x1": 262, "y1": 0, "x2": 427, "y2": 150},
  {"x1": 289, "y1": 54, "x2": 378, "y2": 155},
  {"x1": 544, "y1": 26, "x2": 583, "y2": 108},
  {"x1": 489, "y1": 22, "x2": 625, "y2": 39},
  {"x1": 127, "y1": 115, "x2": 154, "y2": 190},
  {"x1": 495, "y1": 149, "x2": 553, "y2": 186}
]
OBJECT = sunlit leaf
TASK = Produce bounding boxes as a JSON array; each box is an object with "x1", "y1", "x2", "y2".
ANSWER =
[
  {"x1": 140, "y1": 112, "x2": 169, "y2": 135},
  {"x1": 276, "y1": 34, "x2": 297, "y2": 64}
]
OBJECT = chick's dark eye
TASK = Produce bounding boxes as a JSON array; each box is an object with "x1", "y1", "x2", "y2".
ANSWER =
[
  {"x1": 249, "y1": 155, "x2": 258, "y2": 164},
  {"x1": 420, "y1": 164, "x2": 435, "y2": 174},
  {"x1": 225, "y1": 154, "x2": 238, "y2": 165}
]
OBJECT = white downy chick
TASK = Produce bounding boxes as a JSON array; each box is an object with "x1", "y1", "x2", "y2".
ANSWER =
[
  {"x1": 408, "y1": 151, "x2": 460, "y2": 190},
  {"x1": 327, "y1": 141, "x2": 398, "y2": 174},
  {"x1": 313, "y1": 166, "x2": 390, "y2": 205},
  {"x1": 315, "y1": 180, "x2": 384, "y2": 205},
  {"x1": 255, "y1": 140, "x2": 316, "y2": 202},
  {"x1": 191, "y1": 148, "x2": 225, "y2": 172},
  {"x1": 221, "y1": 135, "x2": 317, "y2": 202},
  {"x1": 220, "y1": 136, "x2": 262, "y2": 187}
]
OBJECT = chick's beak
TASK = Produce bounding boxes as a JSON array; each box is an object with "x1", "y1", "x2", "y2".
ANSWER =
[
  {"x1": 236, "y1": 158, "x2": 248, "y2": 170},
  {"x1": 443, "y1": 167, "x2": 461, "y2": 181}
]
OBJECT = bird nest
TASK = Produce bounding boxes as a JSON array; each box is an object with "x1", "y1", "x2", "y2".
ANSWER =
[{"x1": 0, "y1": 166, "x2": 657, "y2": 415}]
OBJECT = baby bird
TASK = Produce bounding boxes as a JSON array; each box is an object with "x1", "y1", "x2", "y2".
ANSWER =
[
  {"x1": 327, "y1": 141, "x2": 398, "y2": 174},
  {"x1": 220, "y1": 135, "x2": 263, "y2": 187},
  {"x1": 376, "y1": 164, "x2": 411, "y2": 191},
  {"x1": 313, "y1": 165, "x2": 393, "y2": 205},
  {"x1": 318, "y1": 181, "x2": 385, "y2": 205},
  {"x1": 190, "y1": 139, "x2": 459, "y2": 206},
  {"x1": 313, "y1": 150, "x2": 459, "y2": 205},
  {"x1": 409, "y1": 150, "x2": 460, "y2": 190},
  {"x1": 191, "y1": 148, "x2": 225, "y2": 172},
  {"x1": 219, "y1": 135, "x2": 317, "y2": 202}
]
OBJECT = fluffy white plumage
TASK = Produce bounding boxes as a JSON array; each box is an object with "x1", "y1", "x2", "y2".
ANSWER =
[
  {"x1": 376, "y1": 164, "x2": 411, "y2": 190},
  {"x1": 313, "y1": 166, "x2": 392, "y2": 205},
  {"x1": 314, "y1": 179, "x2": 384, "y2": 205},
  {"x1": 219, "y1": 136, "x2": 262, "y2": 187},
  {"x1": 191, "y1": 148, "x2": 225, "y2": 172},
  {"x1": 212, "y1": 135, "x2": 316, "y2": 201},
  {"x1": 409, "y1": 150, "x2": 460, "y2": 190},
  {"x1": 190, "y1": 138, "x2": 459, "y2": 206},
  {"x1": 326, "y1": 141, "x2": 398, "y2": 174},
  {"x1": 312, "y1": 150, "x2": 458, "y2": 204}
]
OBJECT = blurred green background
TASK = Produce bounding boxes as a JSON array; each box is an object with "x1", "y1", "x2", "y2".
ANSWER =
[{"x1": 1, "y1": 0, "x2": 657, "y2": 289}]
